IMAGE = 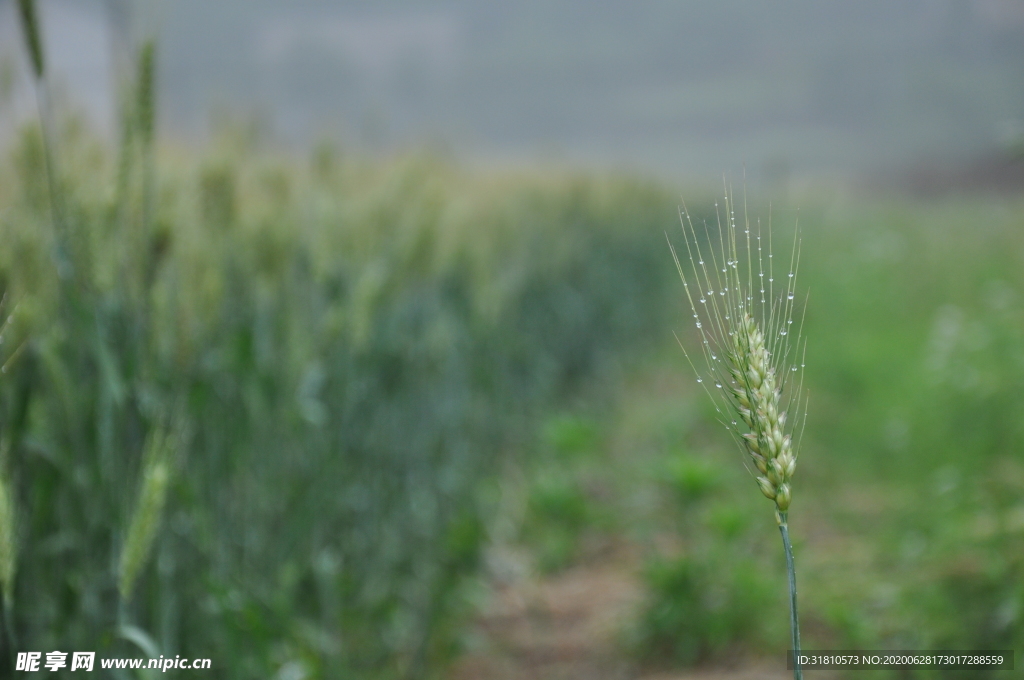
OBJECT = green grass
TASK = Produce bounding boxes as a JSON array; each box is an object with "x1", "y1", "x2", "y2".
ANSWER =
[{"x1": 521, "y1": 192, "x2": 1024, "y2": 677}]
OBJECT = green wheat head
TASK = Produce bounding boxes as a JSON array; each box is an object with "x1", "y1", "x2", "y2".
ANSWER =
[
  {"x1": 669, "y1": 192, "x2": 808, "y2": 518},
  {"x1": 118, "y1": 429, "x2": 173, "y2": 602}
]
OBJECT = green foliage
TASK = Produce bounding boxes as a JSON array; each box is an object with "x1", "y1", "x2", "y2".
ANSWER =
[
  {"x1": 796, "y1": 198, "x2": 1024, "y2": 479},
  {"x1": 637, "y1": 552, "x2": 775, "y2": 666},
  {"x1": 662, "y1": 453, "x2": 721, "y2": 506},
  {"x1": 632, "y1": 448, "x2": 779, "y2": 666},
  {"x1": 522, "y1": 472, "x2": 594, "y2": 573},
  {"x1": 871, "y1": 463, "x2": 1024, "y2": 679},
  {"x1": 755, "y1": 197, "x2": 1024, "y2": 662},
  {"x1": 0, "y1": 116, "x2": 680, "y2": 676},
  {"x1": 519, "y1": 413, "x2": 614, "y2": 573},
  {"x1": 542, "y1": 414, "x2": 601, "y2": 462}
]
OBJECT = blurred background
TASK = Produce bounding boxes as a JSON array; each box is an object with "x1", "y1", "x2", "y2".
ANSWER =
[
  {"x1": 3, "y1": 0, "x2": 1024, "y2": 181},
  {"x1": 0, "y1": 1, "x2": 1023, "y2": 679}
]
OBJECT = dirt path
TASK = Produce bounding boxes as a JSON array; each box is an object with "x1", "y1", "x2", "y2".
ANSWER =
[{"x1": 450, "y1": 551, "x2": 801, "y2": 680}]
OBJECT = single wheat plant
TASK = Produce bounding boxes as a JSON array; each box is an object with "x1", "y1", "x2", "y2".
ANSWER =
[{"x1": 668, "y1": 191, "x2": 808, "y2": 679}]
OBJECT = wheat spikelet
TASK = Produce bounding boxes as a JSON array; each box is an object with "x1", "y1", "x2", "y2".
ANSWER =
[
  {"x1": 669, "y1": 189, "x2": 808, "y2": 518},
  {"x1": 118, "y1": 430, "x2": 172, "y2": 601}
]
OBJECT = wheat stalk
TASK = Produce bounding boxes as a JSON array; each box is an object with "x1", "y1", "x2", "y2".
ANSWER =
[
  {"x1": 15, "y1": 0, "x2": 44, "y2": 80},
  {"x1": 669, "y1": 189, "x2": 807, "y2": 678},
  {"x1": 0, "y1": 463, "x2": 15, "y2": 655},
  {"x1": 16, "y1": 0, "x2": 72, "y2": 280},
  {"x1": 0, "y1": 294, "x2": 23, "y2": 653},
  {"x1": 0, "y1": 467, "x2": 15, "y2": 606}
]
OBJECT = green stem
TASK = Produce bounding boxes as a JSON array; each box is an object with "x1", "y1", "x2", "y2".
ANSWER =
[
  {"x1": 778, "y1": 512, "x2": 802, "y2": 680},
  {"x1": 2, "y1": 594, "x2": 16, "y2": 658}
]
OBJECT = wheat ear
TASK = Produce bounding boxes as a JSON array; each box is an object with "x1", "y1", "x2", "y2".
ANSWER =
[
  {"x1": 669, "y1": 190, "x2": 807, "y2": 679},
  {"x1": 118, "y1": 430, "x2": 172, "y2": 602}
]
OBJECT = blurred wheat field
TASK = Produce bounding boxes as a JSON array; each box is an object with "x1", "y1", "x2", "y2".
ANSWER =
[
  {"x1": 0, "y1": 118, "x2": 687, "y2": 677},
  {"x1": 4, "y1": 1, "x2": 1024, "y2": 676},
  {"x1": 2, "y1": 108, "x2": 1024, "y2": 679}
]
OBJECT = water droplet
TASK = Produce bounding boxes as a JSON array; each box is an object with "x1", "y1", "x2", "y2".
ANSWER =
[
  {"x1": 791, "y1": 366, "x2": 798, "y2": 371},
  {"x1": 769, "y1": 278, "x2": 774, "y2": 282},
  {"x1": 780, "y1": 331, "x2": 787, "y2": 336},
  {"x1": 788, "y1": 272, "x2": 794, "y2": 278},
  {"x1": 787, "y1": 319, "x2": 793, "y2": 324},
  {"x1": 696, "y1": 322, "x2": 702, "y2": 328},
  {"x1": 700, "y1": 298, "x2": 706, "y2": 304},
  {"x1": 715, "y1": 382, "x2": 722, "y2": 388},
  {"x1": 769, "y1": 254, "x2": 773, "y2": 258},
  {"x1": 697, "y1": 378, "x2": 703, "y2": 383},
  {"x1": 699, "y1": 260, "x2": 704, "y2": 265},
  {"x1": 788, "y1": 294, "x2": 794, "y2": 300}
]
